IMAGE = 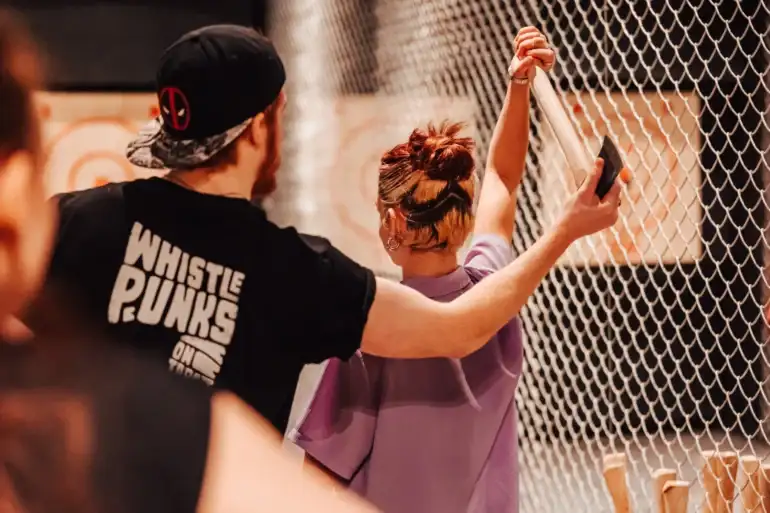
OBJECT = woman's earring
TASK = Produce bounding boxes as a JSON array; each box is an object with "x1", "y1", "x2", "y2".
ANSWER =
[{"x1": 386, "y1": 236, "x2": 401, "y2": 251}]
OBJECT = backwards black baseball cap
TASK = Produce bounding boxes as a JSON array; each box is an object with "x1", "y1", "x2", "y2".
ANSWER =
[{"x1": 126, "y1": 24, "x2": 286, "y2": 169}]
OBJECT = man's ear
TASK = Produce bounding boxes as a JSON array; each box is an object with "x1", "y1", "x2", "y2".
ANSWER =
[
  {"x1": 245, "y1": 116, "x2": 266, "y2": 147},
  {"x1": 253, "y1": 111, "x2": 266, "y2": 127}
]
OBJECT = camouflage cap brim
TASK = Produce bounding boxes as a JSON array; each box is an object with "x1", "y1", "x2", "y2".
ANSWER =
[{"x1": 125, "y1": 117, "x2": 253, "y2": 170}]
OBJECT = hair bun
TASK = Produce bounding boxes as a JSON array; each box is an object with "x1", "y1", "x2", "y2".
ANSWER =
[
  {"x1": 405, "y1": 123, "x2": 475, "y2": 182},
  {"x1": 407, "y1": 129, "x2": 430, "y2": 169},
  {"x1": 425, "y1": 140, "x2": 475, "y2": 182}
]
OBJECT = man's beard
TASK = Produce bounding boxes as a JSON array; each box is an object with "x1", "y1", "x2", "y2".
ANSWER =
[{"x1": 250, "y1": 123, "x2": 280, "y2": 200}]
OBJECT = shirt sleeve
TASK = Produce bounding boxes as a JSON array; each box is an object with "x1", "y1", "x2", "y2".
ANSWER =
[
  {"x1": 45, "y1": 186, "x2": 125, "y2": 288},
  {"x1": 463, "y1": 235, "x2": 524, "y2": 379},
  {"x1": 463, "y1": 234, "x2": 515, "y2": 273},
  {"x1": 45, "y1": 192, "x2": 78, "y2": 282},
  {"x1": 45, "y1": 190, "x2": 109, "y2": 289},
  {"x1": 273, "y1": 229, "x2": 376, "y2": 364},
  {"x1": 289, "y1": 353, "x2": 382, "y2": 480}
]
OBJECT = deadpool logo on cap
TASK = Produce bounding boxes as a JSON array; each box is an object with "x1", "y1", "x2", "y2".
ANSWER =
[{"x1": 159, "y1": 87, "x2": 191, "y2": 131}]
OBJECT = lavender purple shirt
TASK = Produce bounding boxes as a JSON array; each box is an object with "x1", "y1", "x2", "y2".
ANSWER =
[{"x1": 290, "y1": 235, "x2": 524, "y2": 513}]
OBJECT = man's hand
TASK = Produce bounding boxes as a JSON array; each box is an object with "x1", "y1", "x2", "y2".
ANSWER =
[{"x1": 509, "y1": 26, "x2": 555, "y2": 82}]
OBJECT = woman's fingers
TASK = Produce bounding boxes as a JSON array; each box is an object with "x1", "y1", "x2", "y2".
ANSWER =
[
  {"x1": 513, "y1": 26, "x2": 541, "y2": 47},
  {"x1": 517, "y1": 35, "x2": 547, "y2": 54},
  {"x1": 579, "y1": 159, "x2": 605, "y2": 199},
  {"x1": 525, "y1": 48, "x2": 553, "y2": 62},
  {"x1": 602, "y1": 180, "x2": 623, "y2": 206}
]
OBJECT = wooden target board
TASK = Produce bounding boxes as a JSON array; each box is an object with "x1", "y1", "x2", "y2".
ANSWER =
[
  {"x1": 37, "y1": 92, "x2": 162, "y2": 197},
  {"x1": 539, "y1": 91, "x2": 702, "y2": 266}
]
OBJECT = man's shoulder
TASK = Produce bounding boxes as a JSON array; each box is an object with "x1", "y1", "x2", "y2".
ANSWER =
[
  {"x1": 256, "y1": 219, "x2": 327, "y2": 251},
  {"x1": 256, "y1": 226, "x2": 366, "y2": 284},
  {"x1": 297, "y1": 232, "x2": 333, "y2": 254},
  {"x1": 267, "y1": 228, "x2": 348, "y2": 266}
]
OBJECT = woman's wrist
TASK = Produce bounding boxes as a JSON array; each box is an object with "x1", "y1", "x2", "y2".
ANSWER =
[
  {"x1": 510, "y1": 75, "x2": 530, "y2": 86},
  {"x1": 507, "y1": 62, "x2": 531, "y2": 86}
]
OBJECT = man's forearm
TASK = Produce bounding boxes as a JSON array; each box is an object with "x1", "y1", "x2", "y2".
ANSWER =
[
  {"x1": 440, "y1": 226, "x2": 570, "y2": 354},
  {"x1": 486, "y1": 81, "x2": 530, "y2": 188},
  {"x1": 362, "y1": 225, "x2": 572, "y2": 359}
]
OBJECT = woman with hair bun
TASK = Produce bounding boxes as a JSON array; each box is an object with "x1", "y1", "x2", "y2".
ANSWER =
[{"x1": 293, "y1": 27, "x2": 624, "y2": 513}]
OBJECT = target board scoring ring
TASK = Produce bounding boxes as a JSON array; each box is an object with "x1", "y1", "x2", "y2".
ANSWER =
[
  {"x1": 43, "y1": 114, "x2": 158, "y2": 195},
  {"x1": 567, "y1": 97, "x2": 692, "y2": 264}
]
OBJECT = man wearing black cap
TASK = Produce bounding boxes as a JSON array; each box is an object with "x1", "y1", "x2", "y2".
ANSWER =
[
  {"x1": 126, "y1": 24, "x2": 285, "y2": 198},
  {"x1": 36, "y1": 24, "x2": 622, "y2": 434}
]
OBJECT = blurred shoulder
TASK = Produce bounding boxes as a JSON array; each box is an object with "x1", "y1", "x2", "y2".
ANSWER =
[{"x1": 201, "y1": 391, "x2": 378, "y2": 513}]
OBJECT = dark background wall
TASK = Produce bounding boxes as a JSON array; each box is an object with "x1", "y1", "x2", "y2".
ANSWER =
[{"x1": 5, "y1": 0, "x2": 267, "y2": 90}]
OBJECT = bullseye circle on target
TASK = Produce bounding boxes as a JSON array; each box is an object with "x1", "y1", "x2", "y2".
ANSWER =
[
  {"x1": 574, "y1": 110, "x2": 680, "y2": 262},
  {"x1": 65, "y1": 150, "x2": 136, "y2": 191},
  {"x1": 328, "y1": 112, "x2": 389, "y2": 268},
  {"x1": 39, "y1": 94, "x2": 161, "y2": 196},
  {"x1": 331, "y1": 116, "x2": 385, "y2": 239},
  {"x1": 544, "y1": 92, "x2": 700, "y2": 265}
]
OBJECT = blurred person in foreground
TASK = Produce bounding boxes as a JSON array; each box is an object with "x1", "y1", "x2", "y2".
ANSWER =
[
  {"x1": 28, "y1": 23, "x2": 625, "y2": 436},
  {"x1": 0, "y1": 10, "x2": 378, "y2": 513},
  {"x1": 293, "y1": 27, "x2": 627, "y2": 513}
]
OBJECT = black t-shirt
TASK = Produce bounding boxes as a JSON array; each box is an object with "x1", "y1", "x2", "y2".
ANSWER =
[
  {"x1": 0, "y1": 340, "x2": 211, "y2": 513},
  {"x1": 41, "y1": 178, "x2": 376, "y2": 433}
]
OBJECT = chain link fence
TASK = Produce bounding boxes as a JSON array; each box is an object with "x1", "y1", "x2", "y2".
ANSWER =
[{"x1": 268, "y1": 1, "x2": 770, "y2": 511}]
